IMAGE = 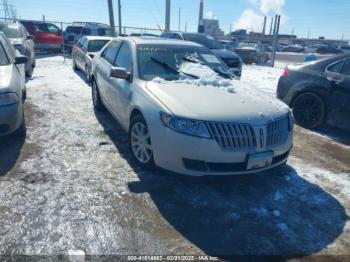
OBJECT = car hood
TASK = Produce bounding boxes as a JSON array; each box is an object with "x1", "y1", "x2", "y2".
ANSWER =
[
  {"x1": 145, "y1": 80, "x2": 289, "y2": 125},
  {"x1": 211, "y1": 49, "x2": 239, "y2": 60}
]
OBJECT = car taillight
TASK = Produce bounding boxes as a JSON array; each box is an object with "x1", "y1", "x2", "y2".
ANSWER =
[{"x1": 281, "y1": 69, "x2": 289, "y2": 78}]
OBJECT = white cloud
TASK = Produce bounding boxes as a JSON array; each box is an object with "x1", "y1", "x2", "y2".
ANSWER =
[
  {"x1": 259, "y1": 0, "x2": 286, "y2": 14},
  {"x1": 233, "y1": 0, "x2": 288, "y2": 32},
  {"x1": 233, "y1": 9, "x2": 264, "y2": 32},
  {"x1": 206, "y1": 10, "x2": 217, "y2": 20}
]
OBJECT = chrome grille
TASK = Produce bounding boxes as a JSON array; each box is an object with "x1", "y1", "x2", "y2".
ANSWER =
[
  {"x1": 267, "y1": 116, "x2": 289, "y2": 146},
  {"x1": 206, "y1": 122, "x2": 256, "y2": 149}
]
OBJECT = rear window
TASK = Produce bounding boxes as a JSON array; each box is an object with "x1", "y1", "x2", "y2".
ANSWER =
[
  {"x1": 88, "y1": 40, "x2": 110, "y2": 52},
  {"x1": 97, "y1": 28, "x2": 111, "y2": 36},
  {"x1": 0, "y1": 41, "x2": 10, "y2": 65},
  {"x1": 0, "y1": 23, "x2": 23, "y2": 38},
  {"x1": 66, "y1": 26, "x2": 83, "y2": 34},
  {"x1": 328, "y1": 60, "x2": 344, "y2": 73}
]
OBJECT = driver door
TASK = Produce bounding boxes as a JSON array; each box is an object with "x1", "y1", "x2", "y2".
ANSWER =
[
  {"x1": 108, "y1": 42, "x2": 134, "y2": 126},
  {"x1": 327, "y1": 59, "x2": 350, "y2": 130}
]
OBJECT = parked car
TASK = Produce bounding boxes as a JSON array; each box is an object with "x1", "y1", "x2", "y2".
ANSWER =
[
  {"x1": 91, "y1": 37, "x2": 293, "y2": 176},
  {"x1": 235, "y1": 42, "x2": 269, "y2": 64},
  {"x1": 20, "y1": 20, "x2": 62, "y2": 51},
  {"x1": 161, "y1": 32, "x2": 242, "y2": 77},
  {"x1": 72, "y1": 36, "x2": 113, "y2": 82},
  {"x1": 0, "y1": 21, "x2": 35, "y2": 77},
  {"x1": 316, "y1": 45, "x2": 343, "y2": 54},
  {"x1": 339, "y1": 45, "x2": 350, "y2": 53},
  {"x1": 305, "y1": 44, "x2": 321, "y2": 54},
  {"x1": 64, "y1": 22, "x2": 111, "y2": 50},
  {"x1": 277, "y1": 53, "x2": 350, "y2": 131},
  {"x1": 284, "y1": 44, "x2": 305, "y2": 53},
  {"x1": 0, "y1": 32, "x2": 27, "y2": 136},
  {"x1": 218, "y1": 39, "x2": 238, "y2": 52}
]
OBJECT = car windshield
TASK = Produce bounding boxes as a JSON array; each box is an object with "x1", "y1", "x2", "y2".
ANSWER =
[
  {"x1": 0, "y1": 43, "x2": 9, "y2": 65},
  {"x1": 183, "y1": 34, "x2": 224, "y2": 50},
  {"x1": 66, "y1": 26, "x2": 83, "y2": 34},
  {"x1": 88, "y1": 40, "x2": 110, "y2": 52},
  {"x1": 0, "y1": 24, "x2": 23, "y2": 38},
  {"x1": 137, "y1": 44, "x2": 231, "y2": 81}
]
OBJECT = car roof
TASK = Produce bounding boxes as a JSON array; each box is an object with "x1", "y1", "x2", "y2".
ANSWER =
[
  {"x1": 0, "y1": 21, "x2": 21, "y2": 29},
  {"x1": 302, "y1": 53, "x2": 350, "y2": 71},
  {"x1": 84, "y1": 36, "x2": 114, "y2": 41},
  {"x1": 121, "y1": 36, "x2": 203, "y2": 47}
]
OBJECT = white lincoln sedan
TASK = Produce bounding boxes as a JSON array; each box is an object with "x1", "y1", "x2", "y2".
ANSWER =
[{"x1": 91, "y1": 37, "x2": 293, "y2": 176}]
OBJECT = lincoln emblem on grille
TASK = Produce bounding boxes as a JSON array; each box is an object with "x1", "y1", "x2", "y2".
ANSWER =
[{"x1": 259, "y1": 128, "x2": 265, "y2": 149}]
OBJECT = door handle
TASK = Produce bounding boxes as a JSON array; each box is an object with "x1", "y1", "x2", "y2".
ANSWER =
[{"x1": 327, "y1": 76, "x2": 342, "y2": 84}]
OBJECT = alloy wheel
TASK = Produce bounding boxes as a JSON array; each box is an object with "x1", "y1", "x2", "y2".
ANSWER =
[{"x1": 130, "y1": 121, "x2": 153, "y2": 164}]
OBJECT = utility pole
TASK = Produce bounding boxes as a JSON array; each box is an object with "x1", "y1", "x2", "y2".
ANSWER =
[
  {"x1": 107, "y1": 0, "x2": 116, "y2": 36},
  {"x1": 118, "y1": 0, "x2": 122, "y2": 36},
  {"x1": 178, "y1": 7, "x2": 181, "y2": 31},
  {"x1": 165, "y1": 0, "x2": 171, "y2": 32},
  {"x1": 262, "y1": 16, "x2": 267, "y2": 35},
  {"x1": 185, "y1": 21, "x2": 187, "y2": 32},
  {"x1": 290, "y1": 28, "x2": 294, "y2": 45},
  {"x1": 271, "y1": 14, "x2": 281, "y2": 67},
  {"x1": 307, "y1": 30, "x2": 310, "y2": 45},
  {"x1": 269, "y1": 17, "x2": 274, "y2": 36},
  {"x1": 42, "y1": 15, "x2": 45, "y2": 22},
  {"x1": 198, "y1": 0, "x2": 204, "y2": 33}
]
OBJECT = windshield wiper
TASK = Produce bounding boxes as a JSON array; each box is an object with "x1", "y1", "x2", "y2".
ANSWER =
[{"x1": 150, "y1": 57, "x2": 199, "y2": 79}]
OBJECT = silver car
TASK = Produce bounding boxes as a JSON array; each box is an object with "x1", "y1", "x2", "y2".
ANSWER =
[
  {"x1": 91, "y1": 37, "x2": 293, "y2": 176},
  {"x1": 0, "y1": 21, "x2": 35, "y2": 77},
  {"x1": 72, "y1": 36, "x2": 112, "y2": 82},
  {"x1": 0, "y1": 32, "x2": 27, "y2": 136}
]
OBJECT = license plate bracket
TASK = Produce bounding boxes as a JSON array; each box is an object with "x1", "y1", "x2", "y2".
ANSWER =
[{"x1": 247, "y1": 151, "x2": 273, "y2": 170}]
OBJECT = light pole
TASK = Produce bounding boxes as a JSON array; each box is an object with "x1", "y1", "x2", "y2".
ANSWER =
[{"x1": 108, "y1": 0, "x2": 116, "y2": 36}]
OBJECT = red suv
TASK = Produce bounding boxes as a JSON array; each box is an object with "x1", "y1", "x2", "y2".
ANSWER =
[{"x1": 20, "y1": 21, "x2": 62, "y2": 51}]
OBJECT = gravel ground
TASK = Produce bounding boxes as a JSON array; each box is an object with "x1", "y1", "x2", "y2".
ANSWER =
[{"x1": 0, "y1": 55, "x2": 349, "y2": 259}]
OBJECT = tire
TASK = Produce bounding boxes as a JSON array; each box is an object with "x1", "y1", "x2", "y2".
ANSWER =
[
  {"x1": 129, "y1": 114, "x2": 155, "y2": 170},
  {"x1": 25, "y1": 64, "x2": 33, "y2": 78},
  {"x1": 92, "y1": 79, "x2": 104, "y2": 111},
  {"x1": 72, "y1": 57, "x2": 78, "y2": 70},
  {"x1": 22, "y1": 88, "x2": 26, "y2": 103},
  {"x1": 13, "y1": 112, "x2": 26, "y2": 137},
  {"x1": 292, "y1": 92, "x2": 326, "y2": 129},
  {"x1": 85, "y1": 65, "x2": 91, "y2": 83}
]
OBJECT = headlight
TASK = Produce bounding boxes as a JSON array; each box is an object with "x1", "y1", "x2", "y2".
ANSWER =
[
  {"x1": 160, "y1": 112, "x2": 211, "y2": 139},
  {"x1": 14, "y1": 44, "x2": 26, "y2": 55},
  {"x1": 0, "y1": 92, "x2": 19, "y2": 106}
]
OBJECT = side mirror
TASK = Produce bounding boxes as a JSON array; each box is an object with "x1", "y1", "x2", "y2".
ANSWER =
[
  {"x1": 110, "y1": 67, "x2": 131, "y2": 81},
  {"x1": 27, "y1": 35, "x2": 35, "y2": 40},
  {"x1": 14, "y1": 55, "x2": 28, "y2": 65}
]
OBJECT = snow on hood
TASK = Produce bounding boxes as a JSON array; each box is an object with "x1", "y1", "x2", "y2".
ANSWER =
[
  {"x1": 153, "y1": 62, "x2": 234, "y2": 90},
  {"x1": 148, "y1": 63, "x2": 289, "y2": 124}
]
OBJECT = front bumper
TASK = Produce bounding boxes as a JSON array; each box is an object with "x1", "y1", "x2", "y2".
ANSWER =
[
  {"x1": 0, "y1": 102, "x2": 22, "y2": 136},
  {"x1": 150, "y1": 120, "x2": 293, "y2": 176}
]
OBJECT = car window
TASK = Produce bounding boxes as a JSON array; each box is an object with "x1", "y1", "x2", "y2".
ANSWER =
[
  {"x1": 88, "y1": 40, "x2": 110, "y2": 52},
  {"x1": 102, "y1": 41, "x2": 121, "y2": 64},
  {"x1": 341, "y1": 60, "x2": 350, "y2": 76},
  {"x1": 34, "y1": 23, "x2": 47, "y2": 32},
  {"x1": 82, "y1": 28, "x2": 91, "y2": 36},
  {"x1": 115, "y1": 42, "x2": 132, "y2": 71},
  {"x1": 66, "y1": 26, "x2": 83, "y2": 34},
  {"x1": 47, "y1": 24, "x2": 60, "y2": 33},
  {"x1": 0, "y1": 41, "x2": 10, "y2": 65},
  {"x1": 97, "y1": 28, "x2": 111, "y2": 36},
  {"x1": 0, "y1": 23, "x2": 23, "y2": 38},
  {"x1": 170, "y1": 33, "x2": 182, "y2": 40},
  {"x1": 328, "y1": 60, "x2": 344, "y2": 73}
]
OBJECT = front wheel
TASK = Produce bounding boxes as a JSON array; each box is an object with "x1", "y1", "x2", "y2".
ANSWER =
[
  {"x1": 129, "y1": 115, "x2": 155, "y2": 170},
  {"x1": 92, "y1": 80, "x2": 104, "y2": 111},
  {"x1": 72, "y1": 57, "x2": 78, "y2": 70},
  {"x1": 292, "y1": 92, "x2": 326, "y2": 129}
]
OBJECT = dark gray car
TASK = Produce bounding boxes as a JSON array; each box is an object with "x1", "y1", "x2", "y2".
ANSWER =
[
  {"x1": 277, "y1": 53, "x2": 350, "y2": 131},
  {"x1": 72, "y1": 36, "x2": 112, "y2": 82},
  {"x1": 0, "y1": 32, "x2": 28, "y2": 136},
  {"x1": 0, "y1": 22, "x2": 35, "y2": 77}
]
